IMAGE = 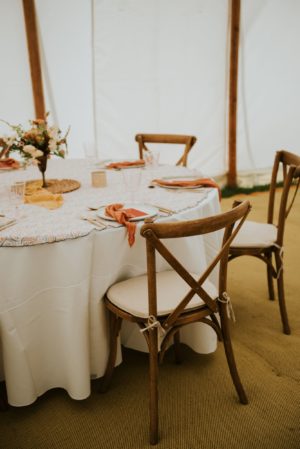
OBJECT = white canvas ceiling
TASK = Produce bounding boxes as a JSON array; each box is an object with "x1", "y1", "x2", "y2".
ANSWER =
[{"x1": 0, "y1": 0, "x2": 299, "y2": 179}]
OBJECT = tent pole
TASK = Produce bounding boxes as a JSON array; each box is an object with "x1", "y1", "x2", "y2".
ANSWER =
[
  {"x1": 227, "y1": 0, "x2": 241, "y2": 188},
  {"x1": 22, "y1": 0, "x2": 45, "y2": 119}
]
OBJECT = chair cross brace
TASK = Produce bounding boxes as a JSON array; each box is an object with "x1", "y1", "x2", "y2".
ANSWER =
[{"x1": 143, "y1": 210, "x2": 249, "y2": 331}]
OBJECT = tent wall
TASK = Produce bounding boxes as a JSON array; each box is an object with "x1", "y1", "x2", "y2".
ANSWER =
[
  {"x1": 0, "y1": 0, "x2": 299, "y2": 178},
  {"x1": 237, "y1": 0, "x2": 300, "y2": 176},
  {"x1": 0, "y1": 0, "x2": 94, "y2": 157},
  {"x1": 93, "y1": 0, "x2": 229, "y2": 176},
  {"x1": 0, "y1": 1, "x2": 34, "y2": 126}
]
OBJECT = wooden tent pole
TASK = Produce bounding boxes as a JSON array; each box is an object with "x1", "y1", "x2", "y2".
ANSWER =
[
  {"x1": 227, "y1": 0, "x2": 241, "y2": 188},
  {"x1": 22, "y1": 0, "x2": 45, "y2": 119}
]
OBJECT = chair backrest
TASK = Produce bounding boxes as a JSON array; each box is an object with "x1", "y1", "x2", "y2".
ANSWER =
[
  {"x1": 135, "y1": 133, "x2": 197, "y2": 167},
  {"x1": 268, "y1": 150, "x2": 300, "y2": 245},
  {"x1": 140, "y1": 200, "x2": 251, "y2": 329}
]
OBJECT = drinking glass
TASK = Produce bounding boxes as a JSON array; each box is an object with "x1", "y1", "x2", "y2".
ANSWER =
[
  {"x1": 0, "y1": 183, "x2": 11, "y2": 216},
  {"x1": 144, "y1": 149, "x2": 160, "y2": 168},
  {"x1": 144, "y1": 149, "x2": 160, "y2": 186},
  {"x1": 83, "y1": 142, "x2": 98, "y2": 169},
  {"x1": 122, "y1": 168, "x2": 142, "y2": 203},
  {"x1": 10, "y1": 181, "x2": 26, "y2": 219}
]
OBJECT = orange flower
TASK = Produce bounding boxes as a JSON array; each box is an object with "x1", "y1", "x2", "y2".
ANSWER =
[
  {"x1": 23, "y1": 129, "x2": 38, "y2": 140},
  {"x1": 0, "y1": 112, "x2": 68, "y2": 163}
]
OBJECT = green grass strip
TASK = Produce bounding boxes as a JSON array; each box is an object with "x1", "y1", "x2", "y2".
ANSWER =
[{"x1": 221, "y1": 182, "x2": 284, "y2": 198}]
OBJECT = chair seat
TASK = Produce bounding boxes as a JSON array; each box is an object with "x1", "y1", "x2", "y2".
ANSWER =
[
  {"x1": 231, "y1": 220, "x2": 277, "y2": 248},
  {"x1": 106, "y1": 270, "x2": 218, "y2": 318}
]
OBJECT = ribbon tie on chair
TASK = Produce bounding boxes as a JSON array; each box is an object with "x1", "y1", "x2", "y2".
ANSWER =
[
  {"x1": 272, "y1": 243, "x2": 284, "y2": 279},
  {"x1": 217, "y1": 292, "x2": 236, "y2": 322},
  {"x1": 140, "y1": 315, "x2": 166, "y2": 336}
]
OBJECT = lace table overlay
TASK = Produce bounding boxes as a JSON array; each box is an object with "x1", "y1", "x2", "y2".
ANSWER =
[{"x1": 0, "y1": 159, "x2": 216, "y2": 247}]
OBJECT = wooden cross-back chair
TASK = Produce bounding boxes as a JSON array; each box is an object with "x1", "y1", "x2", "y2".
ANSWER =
[
  {"x1": 229, "y1": 150, "x2": 300, "y2": 334},
  {"x1": 135, "y1": 133, "x2": 197, "y2": 167},
  {"x1": 100, "y1": 200, "x2": 251, "y2": 445}
]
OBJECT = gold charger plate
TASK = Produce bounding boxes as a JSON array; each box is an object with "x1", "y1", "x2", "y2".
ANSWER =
[{"x1": 26, "y1": 179, "x2": 81, "y2": 194}]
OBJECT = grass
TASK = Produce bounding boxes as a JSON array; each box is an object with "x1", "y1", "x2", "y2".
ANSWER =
[{"x1": 221, "y1": 182, "x2": 284, "y2": 198}]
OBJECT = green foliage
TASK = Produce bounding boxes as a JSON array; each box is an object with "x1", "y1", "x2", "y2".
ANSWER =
[{"x1": 221, "y1": 182, "x2": 284, "y2": 198}]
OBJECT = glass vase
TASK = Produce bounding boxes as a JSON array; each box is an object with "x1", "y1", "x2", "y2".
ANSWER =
[{"x1": 37, "y1": 153, "x2": 48, "y2": 188}]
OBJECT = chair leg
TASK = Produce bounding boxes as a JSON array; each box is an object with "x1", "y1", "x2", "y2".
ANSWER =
[
  {"x1": 99, "y1": 311, "x2": 122, "y2": 393},
  {"x1": 266, "y1": 252, "x2": 275, "y2": 300},
  {"x1": 149, "y1": 328, "x2": 159, "y2": 445},
  {"x1": 219, "y1": 304, "x2": 248, "y2": 405},
  {"x1": 0, "y1": 381, "x2": 8, "y2": 411},
  {"x1": 275, "y1": 253, "x2": 291, "y2": 335},
  {"x1": 173, "y1": 330, "x2": 182, "y2": 364}
]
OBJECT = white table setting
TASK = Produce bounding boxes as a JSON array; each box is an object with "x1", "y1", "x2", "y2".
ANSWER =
[{"x1": 0, "y1": 158, "x2": 221, "y2": 406}]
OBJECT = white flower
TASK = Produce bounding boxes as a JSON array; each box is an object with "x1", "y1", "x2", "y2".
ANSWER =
[
  {"x1": 48, "y1": 139, "x2": 57, "y2": 152},
  {"x1": 23, "y1": 144, "x2": 37, "y2": 156},
  {"x1": 23, "y1": 145, "x2": 43, "y2": 158},
  {"x1": 47, "y1": 126, "x2": 59, "y2": 140},
  {"x1": 3, "y1": 134, "x2": 17, "y2": 146},
  {"x1": 34, "y1": 149, "x2": 44, "y2": 158}
]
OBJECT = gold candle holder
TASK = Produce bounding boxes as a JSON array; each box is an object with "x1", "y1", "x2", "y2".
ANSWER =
[{"x1": 91, "y1": 170, "x2": 107, "y2": 188}]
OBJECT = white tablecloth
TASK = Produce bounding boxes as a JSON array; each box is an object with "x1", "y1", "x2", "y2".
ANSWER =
[{"x1": 0, "y1": 159, "x2": 221, "y2": 406}]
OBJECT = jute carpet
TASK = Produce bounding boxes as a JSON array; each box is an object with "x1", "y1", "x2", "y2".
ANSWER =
[{"x1": 1, "y1": 191, "x2": 299, "y2": 449}]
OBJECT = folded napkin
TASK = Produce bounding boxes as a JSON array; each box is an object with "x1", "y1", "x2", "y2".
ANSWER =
[
  {"x1": 153, "y1": 177, "x2": 221, "y2": 200},
  {"x1": 0, "y1": 158, "x2": 21, "y2": 170},
  {"x1": 105, "y1": 203, "x2": 147, "y2": 246},
  {"x1": 25, "y1": 181, "x2": 63, "y2": 210},
  {"x1": 105, "y1": 159, "x2": 145, "y2": 169}
]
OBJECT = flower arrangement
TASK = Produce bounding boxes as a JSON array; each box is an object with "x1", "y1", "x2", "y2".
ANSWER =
[{"x1": 0, "y1": 112, "x2": 69, "y2": 187}]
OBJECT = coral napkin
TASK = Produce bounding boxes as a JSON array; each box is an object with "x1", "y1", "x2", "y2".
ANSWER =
[
  {"x1": 0, "y1": 158, "x2": 21, "y2": 170},
  {"x1": 105, "y1": 159, "x2": 145, "y2": 169},
  {"x1": 25, "y1": 181, "x2": 63, "y2": 210},
  {"x1": 105, "y1": 203, "x2": 147, "y2": 246},
  {"x1": 153, "y1": 177, "x2": 221, "y2": 200}
]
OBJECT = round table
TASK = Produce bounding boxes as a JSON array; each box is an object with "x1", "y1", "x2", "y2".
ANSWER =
[{"x1": 0, "y1": 159, "x2": 221, "y2": 406}]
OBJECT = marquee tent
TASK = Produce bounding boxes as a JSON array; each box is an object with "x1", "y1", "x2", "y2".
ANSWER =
[{"x1": 0, "y1": 0, "x2": 299, "y2": 185}]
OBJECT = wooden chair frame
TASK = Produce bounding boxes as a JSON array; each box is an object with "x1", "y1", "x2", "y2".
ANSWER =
[
  {"x1": 229, "y1": 150, "x2": 300, "y2": 334},
  {"x1": 135, "y1": 133, "x2": 197, "y2": 167},
  {"x1": 101, "y1": 200, "x2": 251, "y2": 445}
]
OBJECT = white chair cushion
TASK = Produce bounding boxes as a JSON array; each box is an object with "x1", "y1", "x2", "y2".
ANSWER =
[
  {"x1": 106, "y1": 270, "x2": 218, "y2": 318},
  {"x1": 231, "y1": 220, "x2": 277, "y2": 248}
]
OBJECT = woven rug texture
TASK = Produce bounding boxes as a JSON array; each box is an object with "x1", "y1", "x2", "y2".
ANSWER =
[{"x1": 0, "y1": 191, "x2": 299, "y2": 449}]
